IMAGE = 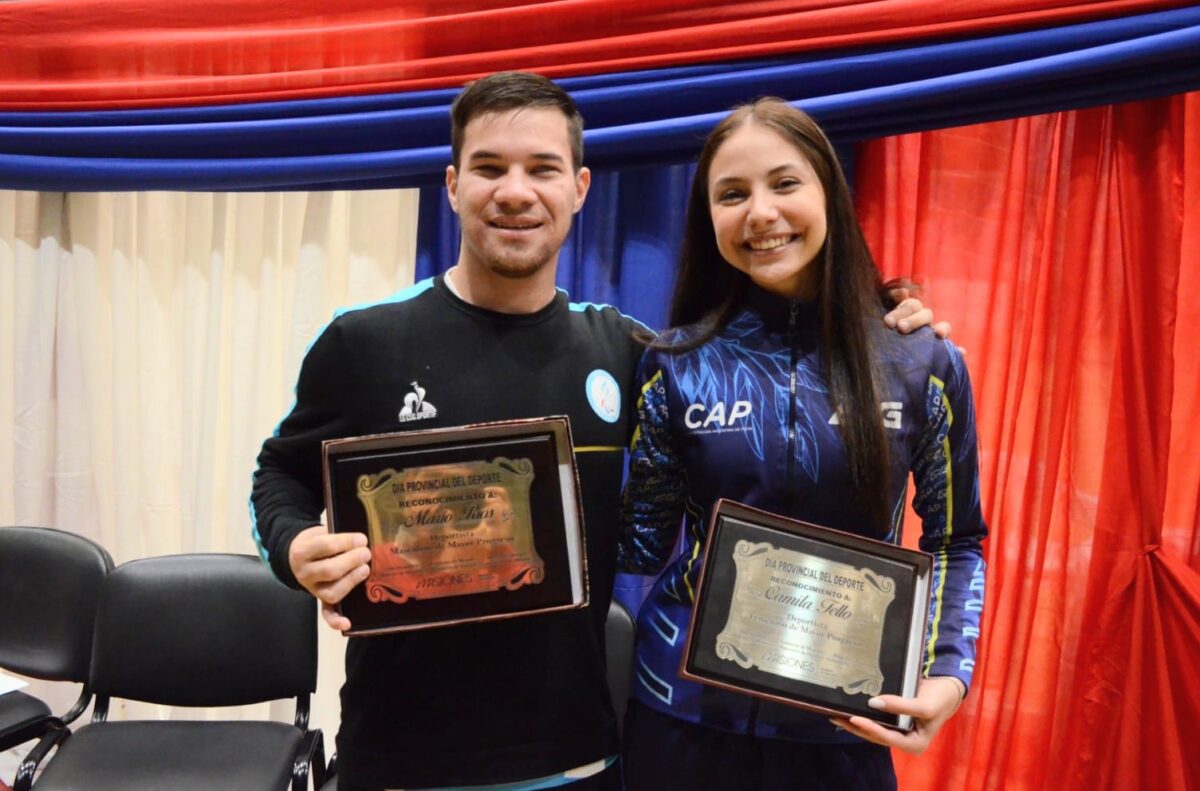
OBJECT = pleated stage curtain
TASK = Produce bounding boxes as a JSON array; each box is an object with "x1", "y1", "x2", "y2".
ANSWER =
[
  {"x1": 2, "y1": 0, "x2": 1184, "y2": 107},
  {"x1": 4, "y1": 5, "x2": 1199, "y2": 191},
  {"x1": 857, "y1": 91, "x2": 1200, "y2": 791},
  {"x1": 414, "y1": 165, "x2": 692, "y2": 332},
  {"x1": 0, "y1": 188, "x2": 419, "y2": 733}
]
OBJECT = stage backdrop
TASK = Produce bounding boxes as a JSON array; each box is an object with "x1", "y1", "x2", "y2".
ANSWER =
[
  {"x1": 858, "y1": 91, "x2": 1200, "y2": 791},
  {"x1": 2, "y1": 1, "x2": 1199, "y2": 788},
  {"x1": 2, "y1": 5, "x2": 1199, "y2": 190}
]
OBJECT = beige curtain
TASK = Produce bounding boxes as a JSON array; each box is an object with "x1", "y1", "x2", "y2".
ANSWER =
[{"x1": 1, "y1": 188, "x2": 419, "y2": 737}]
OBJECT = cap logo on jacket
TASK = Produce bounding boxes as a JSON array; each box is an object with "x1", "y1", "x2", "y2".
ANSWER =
[{"x1": 685, "y1": 400, "x2": 753, "y2": 431}]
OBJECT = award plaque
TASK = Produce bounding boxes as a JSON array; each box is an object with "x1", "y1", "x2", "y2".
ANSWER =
[
  {"x1": 681, "y1": 500, "x2": 932, "y2": 731},
  {"x1": 322, "y1": 417, "x2": 588, "y2": 635}
]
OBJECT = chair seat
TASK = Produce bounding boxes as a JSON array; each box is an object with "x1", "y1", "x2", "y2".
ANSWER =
[
  {"x1": 0, "y1": 690, "x2": 53, "y2": 751},
  {"x1": 33, "y1": 720, "x2": 303, "y2": 791}
]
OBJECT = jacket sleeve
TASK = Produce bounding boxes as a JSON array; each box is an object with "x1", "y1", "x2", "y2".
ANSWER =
[
  {"x1": 618, "y1": 350, "x2": 688, "y2": 574},
  {"x1": 910, "y1": 339, "x2": 988, "y2": 691},
  {"x1": 250, "y1": 318, "x2": 358, "y2": 589}
]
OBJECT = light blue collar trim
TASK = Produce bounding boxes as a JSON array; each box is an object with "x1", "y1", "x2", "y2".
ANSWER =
[{"x1": 391, "y1": 755, "x2": 616, "y2": 791}]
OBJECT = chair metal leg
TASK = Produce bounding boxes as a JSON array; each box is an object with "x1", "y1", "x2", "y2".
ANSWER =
[
  {"x1": 293, "y1": 729, "x2": 325, "y2": 791},
  {"x1": 13, "y1": 723, "x2": 69, "y2": 791}
]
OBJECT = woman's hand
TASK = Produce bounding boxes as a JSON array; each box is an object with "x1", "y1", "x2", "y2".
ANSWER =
[{"x1": 830, "y1": 676, "x2": 965, "y2": 755}]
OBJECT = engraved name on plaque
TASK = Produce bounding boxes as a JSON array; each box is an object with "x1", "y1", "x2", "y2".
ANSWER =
[
  {"x1": 715, "y1": 540, "x2": 895, "y2": 696},
  {"x1": 356, "y1": 459, "x2": 544, "y2": 603},
  {"x1": 682, "y1": 500, "x2": 933, "y2": 731},
  {"x1": 322, "y1": 417, "x2": 587, "y2": 635}
]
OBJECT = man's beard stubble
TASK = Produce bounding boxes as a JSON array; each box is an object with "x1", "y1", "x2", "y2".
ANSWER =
[{"x1": 482, "y1": 241, "x2": 558, "y2": 279}]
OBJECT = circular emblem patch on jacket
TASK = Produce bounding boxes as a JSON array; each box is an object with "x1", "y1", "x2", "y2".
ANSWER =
[{"x1": 586, "y1": 369, "x2": 621, "y2": 424}]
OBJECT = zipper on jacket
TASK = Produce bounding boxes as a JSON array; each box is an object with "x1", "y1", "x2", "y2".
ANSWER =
[
  {"x1": 784, "y1": 300, "x2": 800, "y2": 511},
  {"x1": 749, "y1": 300, "x2": 802, "y2": 738}
]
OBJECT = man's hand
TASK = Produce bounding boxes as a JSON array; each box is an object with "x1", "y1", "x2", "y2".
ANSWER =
[
  {"x1": 884, "y1": 286, "x2": 952, "y2": 339},
  {"x1": 830, "y1": 676, "x2": 964, "y2": 755},
  {"x1": 288, "y1": 523, "x2": 372, "y2": 632}
]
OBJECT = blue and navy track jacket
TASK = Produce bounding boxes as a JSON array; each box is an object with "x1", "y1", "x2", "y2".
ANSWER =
[{"x1": 618, "y1": 285, "x2": 987, "y2": 742}]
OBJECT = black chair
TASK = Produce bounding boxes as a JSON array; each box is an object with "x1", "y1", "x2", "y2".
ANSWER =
[
  {"x1": 0, "y1": 526, "x2": 113, "y2": 753},
  {"x1": 19, "y1": 554, "x2": 325, "y2": 791},
  {"x1": 317, "y1": 599, "x2": 639, "y2": 791}
]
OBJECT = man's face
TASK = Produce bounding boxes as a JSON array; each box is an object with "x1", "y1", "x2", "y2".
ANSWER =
[{"x1": 447, "y1": 108, "x2": 590, "y2": 279}]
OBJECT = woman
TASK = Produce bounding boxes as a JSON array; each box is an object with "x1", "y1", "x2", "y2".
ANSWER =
[{"x1": 618, "y1": 99, "x2": 986, "y2": 790}]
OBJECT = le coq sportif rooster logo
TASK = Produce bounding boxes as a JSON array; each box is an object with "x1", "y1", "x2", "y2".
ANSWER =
[{"x1": 398, "y1": 381, "x2": 438, "y2": 423}]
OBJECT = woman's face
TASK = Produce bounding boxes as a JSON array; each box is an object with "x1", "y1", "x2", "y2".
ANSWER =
[{"x1": 708, "y1": 122, "x2": 827, "y2": 300}]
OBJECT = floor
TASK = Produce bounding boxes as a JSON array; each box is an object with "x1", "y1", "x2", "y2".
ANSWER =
[{"x1": 1, "y1": 744, "x2": 29, "y2": 789}]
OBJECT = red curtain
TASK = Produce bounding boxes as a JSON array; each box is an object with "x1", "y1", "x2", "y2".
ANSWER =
[
  {"x1": 0, "y1": 0, "x2": 1187, "y2": 108},
  {"x1": 857, "y1": 92, "x2": 1200, "y2": 790}
]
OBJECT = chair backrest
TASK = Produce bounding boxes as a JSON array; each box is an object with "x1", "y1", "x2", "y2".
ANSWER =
[
  {"x1": 604, "y1": 599, "x2": 636, "y2": 731},
  {"x1": 88, "y1": 554, "x2": 316, "y2": 708},
  {"x1": 0, "y1": 526, "x2": 113, "y2": 681}
]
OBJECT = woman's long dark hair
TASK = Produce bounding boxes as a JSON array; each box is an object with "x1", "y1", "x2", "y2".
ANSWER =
[{"x1": 663, "y1": 99, "x2": 892, "y2": 528}]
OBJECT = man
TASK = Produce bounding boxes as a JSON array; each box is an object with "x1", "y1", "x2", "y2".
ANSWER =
[{"x1": 251, "y1": 71, "x2": 942, "y2": 790}]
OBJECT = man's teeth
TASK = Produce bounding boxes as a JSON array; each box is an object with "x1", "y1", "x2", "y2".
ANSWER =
[
  {"x1": 747, "y1": 235, "x2": 792, "y2": 251},
  {"x1": 493, "y1": 221, "x2": 539, "y2": 229}
]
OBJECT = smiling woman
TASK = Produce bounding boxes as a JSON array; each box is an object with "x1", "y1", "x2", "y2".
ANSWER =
[
  {"x1": 617, "y1": 99, "x2": 986, "y2": 791},
  {"x1": 708, "y1": 122, "x2": 828, "y2": 301}
]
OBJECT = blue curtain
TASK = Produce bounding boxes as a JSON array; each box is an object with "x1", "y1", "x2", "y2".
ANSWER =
[
  {"x1": 415, "y1": 164, "x2": 693, "y2": 332},
  {"x1": 412, "y1": 164, "x2": 696, "y2": 612}
]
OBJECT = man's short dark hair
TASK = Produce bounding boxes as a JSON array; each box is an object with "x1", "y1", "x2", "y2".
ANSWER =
[{"x1": 450, "y1": 71, "x2": 585, "y2": 171}]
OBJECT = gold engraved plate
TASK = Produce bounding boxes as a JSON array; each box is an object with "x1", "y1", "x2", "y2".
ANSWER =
[
  {"x1": 355, "y1": 458, "x2": 543, "y2": 603},
  {"x1": 715, "y1": 540, "x2": 895, "y2": 696}
]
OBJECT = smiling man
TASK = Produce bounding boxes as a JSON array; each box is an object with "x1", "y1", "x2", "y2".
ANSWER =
[
  {"x1": 447, "y1": 104, "x2": 589, "y2": 294},
  {"x1": 251, "y1": 71, "x2": 944, "y2": 791},
  {"x1": 252, "y1": 73, "x2": 641, "y2": 791}
]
